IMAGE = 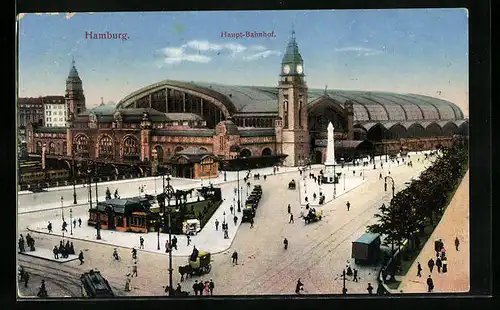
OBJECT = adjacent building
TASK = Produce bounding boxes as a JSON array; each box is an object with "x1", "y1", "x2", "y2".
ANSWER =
[{"x1": 43, "y1": 96, "x2": 67, "y2": 127}]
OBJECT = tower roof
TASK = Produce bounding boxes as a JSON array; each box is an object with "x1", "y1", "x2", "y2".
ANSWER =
[
  {"x1": 281, "y1": 30, "x2": 303, "y2": 64},
  {"x1": 67, "y1": 59, "x2": 81, "y2": 80}
]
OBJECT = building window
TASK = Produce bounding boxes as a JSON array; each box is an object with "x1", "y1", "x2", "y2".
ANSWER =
[
  {"x1": 283, "y1": 100, "x2": 289, "y2": 128},
  {"x1": 74, "y1": 134, "x2": 89, "y2": 155},
  {"x1": 99, "y1": 135, "x2": 114, "y2": 159},
  {"x1": 123, "y1": 136, "x2": 140, "y2": 161}
]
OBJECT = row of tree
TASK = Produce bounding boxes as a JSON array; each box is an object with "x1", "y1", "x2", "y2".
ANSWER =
[{"x1": 367, "y1": 144, "x2": 469, "y2": 254}]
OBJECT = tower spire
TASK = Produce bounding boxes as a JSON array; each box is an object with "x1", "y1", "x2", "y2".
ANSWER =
[
  {"x1": 72, "y1": 55, "x2": 75, "y2": 67},
  {"x1": 291, "y1": 23, "x2": 296, "y2": 41}
]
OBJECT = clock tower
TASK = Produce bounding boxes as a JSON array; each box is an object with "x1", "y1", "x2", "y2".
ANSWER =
[{"x1": 277, "y1": 31, "x2": 309, "y2": 166}]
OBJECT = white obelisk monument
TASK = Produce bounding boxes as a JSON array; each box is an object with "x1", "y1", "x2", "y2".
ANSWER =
[{"x1": 323, "y1": 122, "x2": 337, "y2": 182}]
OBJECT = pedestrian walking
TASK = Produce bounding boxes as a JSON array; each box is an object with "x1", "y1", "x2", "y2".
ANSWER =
[
  {"x1": 250, "y1": 217, "x2": 254, "y2": 228},
  {"x1": 62, "y1": 221, "x2": 68, "y2": 232},
  {"x1": 172, "y1": 236, "x2": 178, "y2": 250},
  {"x1": 346, "y1": 201, "x2": 350, "y2": 211},
  {"x1": 78, "y1": 218, "x2": 82, "y2": 228},
  {"x1": 187, "y1": 234, "x2": 191, "y2": 246},
  {"x1": 47, "y1": 222, "x2": 52, "y2": 233},
  {"x1": 436, "y1": 257, "x2": 442, "y2": 273},
  {"x1": 124, "y1": 276, "x2": 131, "y2": 292},
  {"x1": 23, "y1": 272, "x2": 30, "y2": 288},
  {"x1": 442, "y1": 257, "x2": 448, "y2": 273},
  {"x1": 284, "y1": 238, "x2": 288, "y2": 250},
  {"x1": 132, "y1": 248, "x2": 137, "y2": 259},
  {"x1": 18, "y1": 235, "x2": 25, "y2": 253},
  {"x1": 209, "y1": 279, "x2": 215, "y2": 295},
  {"x1": 232, "y1": 250, "x2": 238, "y2": 265},
  {"x1": 367, "y1": 283, "x2": 373, "y2": 294},
  {"x1": 289, "y1": 213, "x2": 294, "y2": 223},
  {"x1": 139, "y1": 236, "x2": 144, "y2": 249},
  {"x1": 73, "y1": 219, "x2": 77, "y2": 228},
  {"x1": 428, "y1": 258, "x2": 435, "y2": 273},
  {"x1": 295, "y1": 278, "x2": 304, "y2": 294},
  {"x1": 131, "y1": 262, "x2": 138, "y2": 277},
  {"x1": 165, "y1": 240, "x2": 169, "y2": 253},
  {"x1": 192, "y1": 280, "x2": 199, "y2": 296},
  {"x1": 215, "y1": 219, "x2": 219, "y2": 231},
  {"x1": 230, "y1": 206, "x2": 234, "y2": 215},
  {"x1": 353, "y1": 269, "x2": 358, "y2": 282},
  {"x1": 78, "y1": 250, "x2": 84, "y2": 265},
  {"x1": 417, "y1": 262, "x2": 422, "y2": 277},
  {"x1": 53, "y1": 246, "x2": 59, "y2": 259},
  {"x1": 455, "y1": 237, "x2": 460, "y2": 251},
  {"x1": 287, "y1": 204, "x2": 291, "y2": 214},
  {"x1": 37, "y1": 280, "x2": 47, "y2": 297},
  {"x1": 233, "y1": 215, "x2": 238, "y2": 225},
  {"x1": 426, "y1": 275, "x2": 434, "y2": 292},
  {"x1": 204, "y1": 281, "x2": 210, "y2": 295},
  {"x1": 198, "y1": 280, "x2": 204, "y2": 296}
]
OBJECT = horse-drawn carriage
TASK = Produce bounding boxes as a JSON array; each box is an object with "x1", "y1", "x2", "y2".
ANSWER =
[
  {"x1": 178, "y1": 249, "x2": 212, "y2": 281},
  {"x1": 288, "y1": 179, "x2": 296, "y2": 190},
  {"x1": 304, "y1": 209, "x2": 323, "y2": 224}
]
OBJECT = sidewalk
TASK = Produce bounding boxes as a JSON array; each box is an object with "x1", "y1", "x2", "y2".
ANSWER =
[
  {"x1": 397, "y1": 170, "x2": 469, "y2": 293},
  {"x1": 27, "y1": 180, "x2": 263, "y2": 257},
  {"x1": 19, "y1": 248, "x2": 79, "y2": 263}
]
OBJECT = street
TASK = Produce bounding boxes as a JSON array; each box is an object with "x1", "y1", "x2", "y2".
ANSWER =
[{"x1": 17, "y1": 153, "x2": 465, "y2": 296}]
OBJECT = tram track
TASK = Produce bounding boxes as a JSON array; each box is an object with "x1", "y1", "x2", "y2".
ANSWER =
[
  {"x1": 17, "y1": 256, "x2": 124, "y2": 297},
  {"x1": 235, "y1": 167, "x2": 421, "y2": 295}
]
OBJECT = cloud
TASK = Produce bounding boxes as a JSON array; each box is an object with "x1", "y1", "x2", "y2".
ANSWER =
[
  {"x1": 335, "y1": 46, "x2": 383, "y2": 56},
  {"x1": 243, "y1": 50, "x2": 282, "y2": 61},
  {"x1": 157, "y1": 40, "x2": 281, "y2": 65},
  {"x1": 158, "y1": 47, "x2": 211, "y2": 65}
]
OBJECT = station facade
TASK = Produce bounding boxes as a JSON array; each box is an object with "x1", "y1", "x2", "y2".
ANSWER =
[{"x1": 25, "y1": 32, "x2": 468, "y2": 173}]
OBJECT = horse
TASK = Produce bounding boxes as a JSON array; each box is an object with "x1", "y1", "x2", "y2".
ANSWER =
[{"x1": 178, "y1": 265, "x2": 194, "y2": 281}]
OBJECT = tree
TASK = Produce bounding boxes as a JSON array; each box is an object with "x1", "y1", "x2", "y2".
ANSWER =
[
  {"x1": 367, "y1": 203, "x2": 405, "y2": 254},
  {"x1": 105, "y1": 187, "x2": 111, "y2": 200}
]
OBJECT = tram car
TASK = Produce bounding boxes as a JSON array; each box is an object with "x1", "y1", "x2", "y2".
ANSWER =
[
  {"x1": 80, "y1": 270, "x2": 115, "y2": 297},
  {"x1": 19, "y1": 168, "x2": 70, "y2": 186}
]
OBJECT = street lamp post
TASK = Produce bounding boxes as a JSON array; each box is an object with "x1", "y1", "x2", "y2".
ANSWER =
[
  {"x1": 385, "y1": 176, "x2": 395, "y2": 198},
  {"x1": 60, "y1": 196, "x2": 64, "y2": 222},
  {"x1": 70, "y1": 208, "x2": 73, "y2": 235},
  {"x1": 95, "y1": 165, "x2": 101, "y2": 240},
  {"x1": 343, "y1": 173, "x2": 346, "y2": 191},
  {"x1": 342, "y1": 269, "x2": 347, "y2": 294},
  {"x1": 72, "y1": 151, "x2": 77, "y2": 204},
  {"x1": 164, "y1": 173, "x2": 174, "y2": 296},
  {"x1": 236, "y1": 156, "x2": 241, "y2": 213}
]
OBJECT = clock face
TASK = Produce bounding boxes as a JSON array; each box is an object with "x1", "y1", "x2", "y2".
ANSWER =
[
  {"x1": 283, "y1": 65, "x2": 290, "y2": 74},
  {"x1": 296, "y1": 64, "x2": 303, "y2": 74}
]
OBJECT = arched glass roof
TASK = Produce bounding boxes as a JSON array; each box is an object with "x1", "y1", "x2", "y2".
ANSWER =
[{"x1": 117, "y1": 80, "x2": 465, "y2": 122}]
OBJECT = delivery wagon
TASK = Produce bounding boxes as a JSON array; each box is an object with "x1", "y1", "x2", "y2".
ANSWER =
[{"x1": 351, "y1": 233, "x2": 381, "y2": 265}]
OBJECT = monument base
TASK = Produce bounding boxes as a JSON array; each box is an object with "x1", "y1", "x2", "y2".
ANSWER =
[
  {"x1": 321, "y1": 174, "x2": 338, "y2": 184},
  {"x1": 322, "y1": 164, "x2": 338, "y2": 184}
]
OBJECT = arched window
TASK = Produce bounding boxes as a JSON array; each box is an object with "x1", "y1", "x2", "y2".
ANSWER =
[
  {"x1": 240, "y1": 148, "x2": 252, "y2": 158},
  {"x1": 48, "y1": 142, "x2": 56, "y2": 154},
  {"x1": 74, "y1": 134, "x2": 89, "y2": 156},
  {"x1": 174, "y1": 146, "x2": 184, "y2": 153},
  {"x1": 155, "y1": 145, "x2": 164, "y2": 162},
  {"x1": 200, "y1": 147, "x2": 208, "y2": 152},
  {"x1": 36, "y1": 141, "x2": 42, "y2": 154},
  {"x1": 283, "y1": 100, "x2": 289, "y2": 128},
  {"x1": 123, "y1": 136, "x2": 140, "y2": 161},
  {"x1": 261, "y1": 148, "x2": 272, "y2": 156},
  {"x1": 298, "y1": 100, "x2": 303, "y2": 128},
  {"x1": 99, "y1": 135, "x2": 114, "y2": 159}
]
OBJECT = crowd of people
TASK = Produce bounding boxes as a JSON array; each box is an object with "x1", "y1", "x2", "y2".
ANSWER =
[
  {"x1": 421, "y1": 237, "x2": 457, "y2": 292},
  {"x1": 18, "y1": 234, "x2": 36, "y2": 253}
]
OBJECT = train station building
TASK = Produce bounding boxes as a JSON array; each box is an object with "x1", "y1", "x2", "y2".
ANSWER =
[{"x1": 25, "y1": 32, "x2": 468, "y2": 176}]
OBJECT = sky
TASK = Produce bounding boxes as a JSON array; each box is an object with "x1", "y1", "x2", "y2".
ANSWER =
[{"x1": 17, "y1": 9, "x2": 469, "y2": 116}]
